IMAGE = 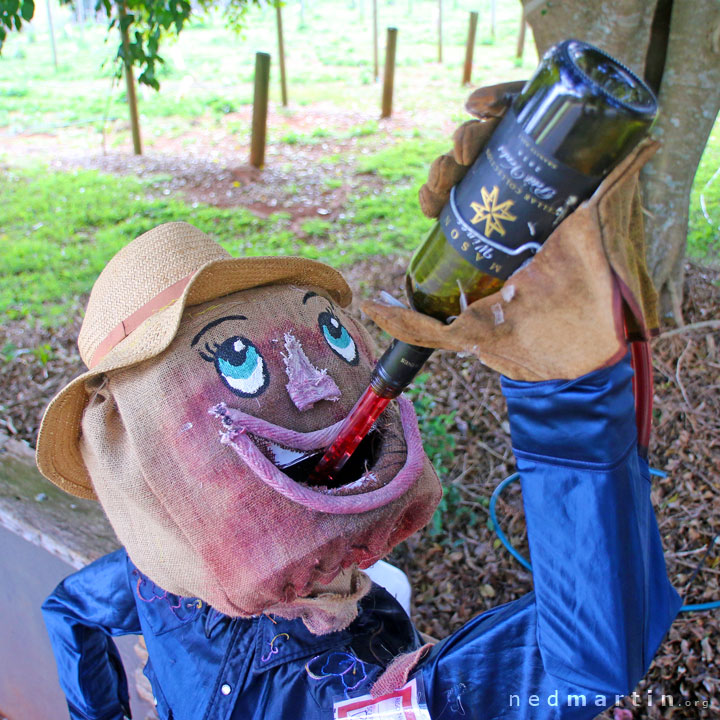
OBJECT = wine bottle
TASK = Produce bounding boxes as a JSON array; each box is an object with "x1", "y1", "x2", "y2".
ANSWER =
[
  {"x1": 407, "y1": 39, "x2": 657, "y2": 321},
  {"x1": 310, "y1": 39, "x2": 657, "y2": 487}
]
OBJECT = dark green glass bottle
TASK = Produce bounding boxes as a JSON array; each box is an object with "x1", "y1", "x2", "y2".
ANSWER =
[
  {"x1": 406, "y1": 39, "x2": 658, "y2": 321},
  {"x1": 310, "y1": 40, "x2": 657, "y2": 486}
]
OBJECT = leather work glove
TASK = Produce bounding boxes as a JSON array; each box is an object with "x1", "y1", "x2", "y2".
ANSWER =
[{"x1": 362, "y1": 82, "x2": 660, "y2": 382}]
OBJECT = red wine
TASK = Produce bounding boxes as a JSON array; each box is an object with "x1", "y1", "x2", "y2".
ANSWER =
[{"x1": 308, "y1": 341, "x2": 431, "y2": 486}]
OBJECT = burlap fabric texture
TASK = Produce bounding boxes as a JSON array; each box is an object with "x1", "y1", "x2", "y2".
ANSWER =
[{"x1": 37, "y1": 224, "x2": 441, "y2": 628}]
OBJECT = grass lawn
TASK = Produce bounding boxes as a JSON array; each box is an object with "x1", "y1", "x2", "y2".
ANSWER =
[
  {"x1": 0, "y1": 137, "x2": 452, "y2": 325},
  {"x1": 0, "y1": 0, "x2": 718, "y2": 331},
  {"x1": 688, "y1": 115, "x2": 720, "y2": 263},
  {"x1": 0, "y1": 0, "x2": 534, "y2": 135}
]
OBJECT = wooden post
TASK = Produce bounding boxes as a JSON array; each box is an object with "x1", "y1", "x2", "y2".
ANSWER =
[
  {"x1": 250, "y1": 52, "x2": 271, "y2": 169},
  {"x1": 119, "y1": 4, "x2": 142, "y2": 155},
  {"x1": 462, "y1": 11, "x2": 478, "y2": 85},
  {"x1": 490, "y1": 0, "x2": 496, "y2": 40},
  {"x1": 275, "y1": 1, "x2": 288, "y2": 106},
  {"x1": 45, "y1": 0, "x2": 58, "y2": 70},
  {"x1": 437, "y1": 0, "x2": 442, "y2": 63},
  {"x1": 381, "y1": 27, "x2": 397, "y2": 119},
  {"x1": 372, "y1": 0, "x2": 379, "y2": 81},
  {"x1": 516, "y1": 14, "x2": 527, "y2": 60}
]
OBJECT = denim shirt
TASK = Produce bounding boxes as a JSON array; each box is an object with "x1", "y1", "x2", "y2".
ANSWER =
[{"x1": 42, "y1": 357, "x2": 682, "y2": 720}]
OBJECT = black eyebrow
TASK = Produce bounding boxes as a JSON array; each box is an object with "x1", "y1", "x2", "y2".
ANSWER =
[
  {"x1": 191, "y1": 315, "x2": 247, "y2": 348},
  {"x1": 302, "y1": 291, "x2": 335, "y2": 310}
]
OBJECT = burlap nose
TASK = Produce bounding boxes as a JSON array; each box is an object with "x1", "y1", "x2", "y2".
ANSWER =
[{"x1": 36, "y1": 222, "x2": 352, "y2": 499}]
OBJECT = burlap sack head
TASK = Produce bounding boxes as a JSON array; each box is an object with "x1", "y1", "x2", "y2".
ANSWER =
[{"x1": 78, "y1": 282, "x2": 441, "y2": 618}]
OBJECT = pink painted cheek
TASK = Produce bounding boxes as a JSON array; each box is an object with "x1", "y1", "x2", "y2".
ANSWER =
[
  {"x1": 192, "y1": 493, "x2": 341, "y2": 613},
  {"x1": 155, "y1": 377, "x2": 254, "y2": 488},
  {"x1": 282, "y1": 323, "x2": 327, "y2": 356}
]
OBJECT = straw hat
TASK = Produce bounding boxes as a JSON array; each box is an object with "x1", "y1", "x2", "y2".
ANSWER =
[{"x1": 36, "y1": 222, "x2": 352, "y2": 500}]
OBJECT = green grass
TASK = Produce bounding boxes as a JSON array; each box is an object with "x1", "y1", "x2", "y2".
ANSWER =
[
  {"x1": 0, "y1": 0, "x2": 535, "y2": 136},
  {"x1": 0, "y1": 168, "x2": 259, "y2": 324},
  {"x1": 406, "y1": 372, "x2": 471, "y2": 538},
  {"x1": 688, "y1": 116, "x2": 720, "y2": 263},
  {"x1": 341, "y1": 138, "x2": 448, "y2": 253},
  {"x1": 4, "y1": 116, "x2": 718, "y2": 328},
  {"x1": 0, "y1": 135, "x2": 448, "y2": 326},
  {"x1": 1, "y1": 0, "x2": 718, "y2": 331}
]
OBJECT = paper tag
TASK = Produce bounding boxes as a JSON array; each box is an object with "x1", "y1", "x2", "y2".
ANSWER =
[{"x1": 333, "y1": 678, "x2": 431, "y2": 720}]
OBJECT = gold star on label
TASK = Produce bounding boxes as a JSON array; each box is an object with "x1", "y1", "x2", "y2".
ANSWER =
[{"x1": 469, "y1": 186, "x2": 517, "y2": 237}]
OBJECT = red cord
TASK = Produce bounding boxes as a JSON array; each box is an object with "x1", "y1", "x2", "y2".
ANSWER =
[{"x1": 630, "y1": 339, "x2": 653, "y2": 456}]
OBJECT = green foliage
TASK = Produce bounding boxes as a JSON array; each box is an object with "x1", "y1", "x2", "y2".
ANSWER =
[
  {"x1": 337, "y1": 139, "x2": 447, "y2": 258},
  {"x1": 0, "y1": 0, "x2": 261, "y2": 90},
  {"x1": 0, "y1": 0, "x2": 35, "y2": 49},
  {"x1": 1, "y1": 341, "x2": 22, "y2": 363},
  {"x1": 688, "y1": 115, "x2": 720, "y2": 263},
  {"x1": 93, "y1": 0, "x2": 262, "y2": 90},
  {"x1": 409, "y1": 374, "x2": 457, "y2": 476},
  {"x1": 31, "y1": 343, "x2": 54, "y2": 364},
  {"x1": 356, "y1": 140, "x2": 448, "y2": 182},
  {"x1": 406, "y1": 373, "x2": 470, "y2": 538},
  {"x1": 348, "y1": 121, "x2": 379, "y2": 138},
  {"x1": 299, "y1": 218, "x2": 332, "y2": 238},
  {"x1": 322, "y1": 177, "x2": 344, "y2": 190}
]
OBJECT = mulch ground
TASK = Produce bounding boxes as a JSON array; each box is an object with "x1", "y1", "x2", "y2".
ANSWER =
[{"x1": 1, "y1": 124, "x2": 718, "y2": 717}]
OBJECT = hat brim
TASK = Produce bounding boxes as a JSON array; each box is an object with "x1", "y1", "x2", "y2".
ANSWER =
[{"x1": 36, "y1": 255, "x2": 352, "y2": 499}]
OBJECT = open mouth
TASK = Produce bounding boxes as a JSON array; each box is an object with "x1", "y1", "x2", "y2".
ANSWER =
[
  {"x1": 253, "y1": 428, "x2": 385, "y2": 491},
  {"x1": 209, "y1": 398, "x2": 425, "y2": 514}
]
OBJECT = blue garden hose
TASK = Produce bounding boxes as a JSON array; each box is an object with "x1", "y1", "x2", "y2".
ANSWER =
[{"x1": 488, "y1": 471, "x2": 720, "y2": 613}]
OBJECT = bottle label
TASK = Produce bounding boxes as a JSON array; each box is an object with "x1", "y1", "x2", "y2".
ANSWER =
[{"x1": 439, "y1": 109, "x2": 600, "y2": 279}]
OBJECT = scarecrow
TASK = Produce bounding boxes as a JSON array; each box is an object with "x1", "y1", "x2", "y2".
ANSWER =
[{"x1": 38, "y1": 85, "x2": 680, "y2": 720}]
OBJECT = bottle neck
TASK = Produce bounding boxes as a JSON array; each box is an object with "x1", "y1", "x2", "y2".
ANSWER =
[{"x1": 371, "y1": 341, "x2": 435, "y2": 397}]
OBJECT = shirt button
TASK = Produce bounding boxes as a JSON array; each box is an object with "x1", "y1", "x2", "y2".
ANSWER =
[{"x1": 221, "y1": 683, "x2": 232, "y2": 696}]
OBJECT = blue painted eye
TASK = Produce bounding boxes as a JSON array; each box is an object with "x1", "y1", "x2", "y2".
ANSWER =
[
  {"x1": 213, "y1": 336, "x2": 269, "y2": 397},
  {"x1": 318, "y1": 311, "x2": 358, "y2": 365}
]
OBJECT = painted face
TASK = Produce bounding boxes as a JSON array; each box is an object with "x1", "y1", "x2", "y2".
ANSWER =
[
  {"x1": 81, "y1": 283, "x2": 441, "y2": 616},
  {"x1": 185, "y1": 286, "x2": 369, "y2": 434}
]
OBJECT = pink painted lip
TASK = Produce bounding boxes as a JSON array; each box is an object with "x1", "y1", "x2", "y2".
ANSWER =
[{"x1": 209, "y1": 397, "x2": 425, "y2": 515}]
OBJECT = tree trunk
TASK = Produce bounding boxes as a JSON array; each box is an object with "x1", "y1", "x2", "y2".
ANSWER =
[
  {"x1": 640, "y1": 0, "x2": 720, "y2": 320},
  {"x1": 521, "y1": 0, "x2": 656, "y2": 76},
  {"x1": 521, "y1": 0, "x2": 720, "y2": 322}
]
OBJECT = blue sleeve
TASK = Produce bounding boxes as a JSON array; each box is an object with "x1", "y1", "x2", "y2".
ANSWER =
[
  {"x1": 42, "y1": 549, "x2": 141, "y2": 720},
  {"x1": 419, "y1": 356, "x2": 682, "y2": 719}
]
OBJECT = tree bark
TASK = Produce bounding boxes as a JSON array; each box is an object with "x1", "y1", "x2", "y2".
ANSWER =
[
  {"x1": 640, "y1": 0, "x2": 720, "y2": 320},
  {"x1": 521, "y1": 0, "x2": 656, "y2": 76},
  {"x1": 521, "y1": 0, "x2": 720, "y2": 321}
]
